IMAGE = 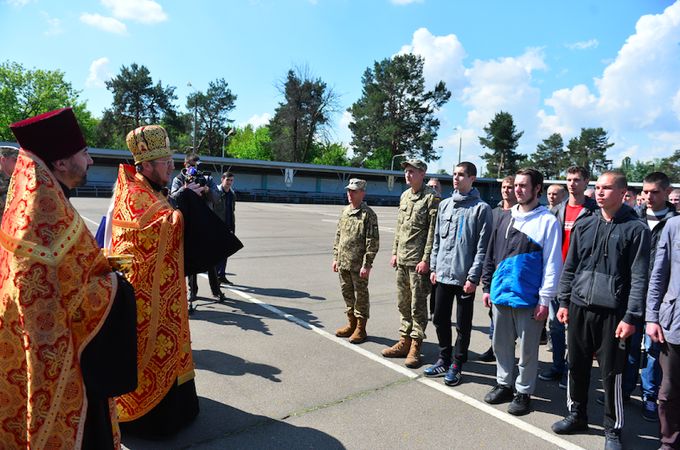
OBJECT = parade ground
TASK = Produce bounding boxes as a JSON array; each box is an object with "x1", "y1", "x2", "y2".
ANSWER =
[{"x1": 71, "y1": 198, "x2": 661, "y2": 450}]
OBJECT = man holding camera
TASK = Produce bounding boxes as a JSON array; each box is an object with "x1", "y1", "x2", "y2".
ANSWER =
[{"x1": 170, "y1": 153, "x2": 226, "y2": 305}]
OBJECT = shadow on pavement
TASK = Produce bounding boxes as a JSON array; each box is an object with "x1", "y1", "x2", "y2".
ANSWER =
[
  {"x1": 234, "y1": 284, "x2": 327, "y2": 301},
  {"x1": 190, "y1": 308, "x2": 273, "y2": 335},
  {"x1": 121, "y1": 397, "x2": 345, "y2": 450},
  {"x1": 193, "y1": 349, "x2": 282, "y2": 382}
]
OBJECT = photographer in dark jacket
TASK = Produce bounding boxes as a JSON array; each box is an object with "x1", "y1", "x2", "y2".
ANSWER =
[
  {"x1": 552, "y1": 171, "x2": 650, "y2": 450},
  {"x1": 170, "y1": 153, "x2": 226, "y2": 306}
]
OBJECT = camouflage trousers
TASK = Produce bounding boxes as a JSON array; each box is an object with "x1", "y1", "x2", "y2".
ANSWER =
[
  {"x1": 396, "y1": 264, "x2": 429, "y2": 339},
  {"x1": 339, "y1": 269, "x2": 370, "y2": 319}
]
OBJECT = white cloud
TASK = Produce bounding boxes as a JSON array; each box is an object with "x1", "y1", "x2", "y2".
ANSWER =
[
  {"x1": 86, "y1": 57, "x2": 112, "y2": 88},
  {"x1": 101, "y1": 0, "x2": 168, "y2": 24},
  {"x1": 6, "y1": 0, "x2": 33, "y2": 7},
  {"x1": 398, "y1": 27, "x2": 467, "y2": 92},
  {"x1": 41, "y1": 11, "x2": 63, "y2": 36},
  {"x1": 539, "y1": 1, "x2": 680, "y2": 144},
  {"x1": 80, "y1": 13, "x2": 127, "y2": 34},
  {"x1": 566, "y1": 39, "x2": 599, "y2": 50},
  {"x1": 462, "y1": 48, "x2": 547, "y2": 134},
  {"x1": 243, "y1": 113, "x2": 271, "y2": 129},
  {"x1": 390, "y1": 0, "x2": 423, "y2": 4}
]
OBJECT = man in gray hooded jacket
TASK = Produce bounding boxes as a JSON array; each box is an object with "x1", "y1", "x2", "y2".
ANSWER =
[{"x1": 424, "y1": 162, "x2": 492, "y2": 386}]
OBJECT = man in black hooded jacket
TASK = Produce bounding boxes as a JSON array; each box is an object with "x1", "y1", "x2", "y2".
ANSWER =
[{"x1": 552, "y1": 171, "x2": 650, "y2": 450}]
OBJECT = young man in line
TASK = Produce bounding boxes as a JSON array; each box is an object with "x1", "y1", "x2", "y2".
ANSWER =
[
  {"x1": 646, "y1": 213, "x2": 680, "y2": 450},
  {"x1": 424, "y1": 162, "x2": 492, "y2": 385},
  {"x1": 426, "y1": 177, "x2": 443, "y2": 320},
  {"x1": 552, "y1": 171, "x2": 650, "y2": 450},
  {"x1": 383, "y1": 159, "x2": 439, "y2": 368},
  {"x1": 481, "y1": 168, "x2": 562, "y2": 416},
  {"x1": 332, "y1": 178, "x2": 380, "y2": 344},
  {"x1": 547, "y1": 184, "x2": 567, "y2": 209},
  {"x1": 539, "y1": 166, "x2": 598, "y2": 389}
]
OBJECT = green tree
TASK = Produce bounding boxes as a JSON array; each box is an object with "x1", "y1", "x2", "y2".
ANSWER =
[
  {"x1": 0, "y1": 60, "x2": 97, "y2": 142},
  {"x1": 226, "y1": 125, "x2": 272, "y2": 160},
  {"x1": 528, "y1": 133, "x2": 566, "y2": 179},
  {"x1": 310, "y1": 142, "x2": 350, "y2": 166},
  {"x1": 618, "y1": 156, "x2": 656, "y2": 183},
  {"x1": 99, "y1": 63, "x2": 178, "y2": 148},
  {"x1": 187, "y1": 78, "x2": 237, "y2": 155},
  {"x1": 479, "y1": 111, "x2": 524, "y2": 178},
  {"x1": 269, "y1": 68, "x2": 338, "y2": 163},
  {"x1": 348, "y1": 53, "x2": 451, "y2": 168},
  {"x1": 566, "y1": 127, "x2": 614, "y2": 176}
]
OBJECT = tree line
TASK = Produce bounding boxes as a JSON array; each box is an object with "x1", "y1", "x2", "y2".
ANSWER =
[{"x1": 1, "y1": 59, "x2": 674, "y2": 181}]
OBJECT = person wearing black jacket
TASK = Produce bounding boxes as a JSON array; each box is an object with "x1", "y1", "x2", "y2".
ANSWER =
[{"x1": 552, "y1": 171, "x2": 651, "y2": 450}]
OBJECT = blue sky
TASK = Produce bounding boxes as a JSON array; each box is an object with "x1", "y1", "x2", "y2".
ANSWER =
[{"x1": 2, "y1": 0, "x2": 679, "y2": 173}]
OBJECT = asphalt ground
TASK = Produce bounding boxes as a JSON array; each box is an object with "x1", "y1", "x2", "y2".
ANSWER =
[{"x1": 70, "y1": 198, "x2": 662, "y2": 450}]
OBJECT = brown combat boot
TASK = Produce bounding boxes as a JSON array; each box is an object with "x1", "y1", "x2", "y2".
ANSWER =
[
  {"x1": 349, "y1": 317, "x2": 367, "y2": 344},
  {"x1": 382, "y1": 336, "x2": 412, "y2": 358},
  {"x1": 335, "y1": 312, "x2": 357, "y2": 338},
  {"x1": 405, "y1": 338, "x2": 423, "y2": 368}
]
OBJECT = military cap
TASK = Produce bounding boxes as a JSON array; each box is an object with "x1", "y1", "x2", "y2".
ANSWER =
[
  {"x1": 401, "y1": 158, "x2": 427, "y2": 172},
  {"x1": 345, "y1": 178, "x2": 367, "y2": 191},
  {"x1": 0, "y1": 146, "x2": 19, "y2": 158}
]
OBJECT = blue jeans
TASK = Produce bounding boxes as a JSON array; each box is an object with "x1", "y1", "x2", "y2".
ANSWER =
[
  {"x1": 623, "y1": 326, "x2": 661, "y2": 400},
  {"x1": 548, "y1": 298, "x2": 566, "y2": 373}
]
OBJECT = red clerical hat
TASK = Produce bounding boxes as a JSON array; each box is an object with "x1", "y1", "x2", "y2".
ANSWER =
[{"x1": 9, "y1": 107, "x2": 87, "y2": 163}]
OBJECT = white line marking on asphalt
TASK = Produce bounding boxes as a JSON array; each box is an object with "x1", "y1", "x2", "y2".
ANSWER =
[{"x1": 214, "y1": 283, "x2": 585, "y2": 450}]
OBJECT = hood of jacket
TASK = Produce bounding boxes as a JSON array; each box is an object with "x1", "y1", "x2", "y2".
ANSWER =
[{"x1": 451, "y1": 187, "x2": 481, "y2": 206}]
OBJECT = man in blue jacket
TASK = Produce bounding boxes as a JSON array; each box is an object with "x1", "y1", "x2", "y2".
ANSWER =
[
  {"x1": 424, "y1": 162, "x2": 492, "y2": 386},
  {"x1": 481, "y1": 168, "x2": 562, "y2": 416},
  {"x1": 552, "y1": 171, "x2": 650, "y2": 450},
  {"x1": 646, "y1": 214, "x2": 680, "y2": 450}
]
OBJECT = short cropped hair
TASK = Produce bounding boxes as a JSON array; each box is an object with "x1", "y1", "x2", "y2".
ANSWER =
[
  {"x1": 516, "y1": 168, "x2": 544, "y2": 194},
  {"x1": 566, "y1": 166, "x2": 590, "y2": 180},
  {"x1": 185, "y1": 153, "x2": 200, "y2": 164},
  {"x1": 601, "y1": 170, "x2": 627, "y2": 189},
  {"x1": 501, "y1": 175, "x2": 515, "y2": 185},
  {"x1": 222, "y1": 171, "x2": 234, "y2": 179},
  {"x1": 643, "y1": 171, "x2": 671, "y2": 190},
  {"x1": 455, "y1": 161, "x2": 477, "y2": 177}
]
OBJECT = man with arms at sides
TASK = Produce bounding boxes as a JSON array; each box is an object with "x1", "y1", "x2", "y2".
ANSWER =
[
  {"x1": 110, "y1": 125, "x2": 200, "y2": 439},
  {"x1": 214, "y1": 171, "x2": 237, "y2": 285},
  {"x1": 426, "y1": 177, "x2": 442, "y2": 320},
  {"x1": 0, "y1": 108, "x2": 137, "y2": 449},
  {"x1": 539, "y1": 166, "x2": 598, "y2": 389},
  {"x1": 552, "y1": 171, "x2": 650, "y2": 450},
  {"x1": 481, "y1": 169, "x2": 562, "y2": 416},
  {"x1": 424, "y1": 162, "x2": 492, "y2": 386},
  {"x1": 332, "y1": 178, "x2": 379, "y2": 344},
  {"x1": 623, "y1": 188, "x2": 638, "y2": 208},
  {"x1": 547, "y1": 184, "x2": 567, "y2": 209},
  {"x1": 668, "y1": 188, "x2": 680, "y2": 211},
  {"x1": 478, "y1": 175, "x2": 517, "y2": 363},
  {"x1": 382, "y1": 159, "x2": 438, "y2": 368},
  {"x1": 646, "y1": 212, "x2": 680, "y2": 450}
]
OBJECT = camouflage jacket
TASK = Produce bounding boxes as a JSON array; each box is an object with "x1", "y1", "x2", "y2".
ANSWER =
[
  {"x1": 0, "y1": 173, "x2": 9, "y2": 223},
  {"x1": 392, "y1": 185, "x2": 439, "y2": 266},
  {"x1": 333, "y1": 202, "x2": 380, "y2": 271}
]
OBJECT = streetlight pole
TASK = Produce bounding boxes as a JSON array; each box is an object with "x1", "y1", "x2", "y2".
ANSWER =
[
  {"x1": 458, "y1": 131, "x2": 462, "y2": 164},
  {"x1": 390, "y1": 152, "x2": 409, "y2": 172},
  {"x1": 221, "y1": 128, "x2": 234, "y2": 173},
  {"x1": 187, "y1": 82, "x2": 197, "y2": 152}
]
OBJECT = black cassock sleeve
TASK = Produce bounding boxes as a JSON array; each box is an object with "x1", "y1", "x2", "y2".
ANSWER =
[
  {"x1": 81, "y1": 274, "x2": 138, "y2": 450},
  {"x1": 176, "y1": 189, "x2": 244, "y2": 276}
]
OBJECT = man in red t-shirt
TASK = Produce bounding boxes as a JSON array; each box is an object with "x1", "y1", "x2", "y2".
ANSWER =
[{"x1": 539, "y1": 166, "x2": 598, "y2": 387}]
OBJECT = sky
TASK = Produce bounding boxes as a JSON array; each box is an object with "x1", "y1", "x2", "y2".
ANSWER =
[{"x1": 2, "y1": 0, "x2": 680, "y2": 174}]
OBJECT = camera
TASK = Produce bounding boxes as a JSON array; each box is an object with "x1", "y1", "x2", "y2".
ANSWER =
[{"x1": 186, "y1": 166, "x2": 211, "y2": 187}]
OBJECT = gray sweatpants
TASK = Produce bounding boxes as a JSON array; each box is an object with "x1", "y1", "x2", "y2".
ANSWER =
[{"x1": 492, "y1": 303, "x2": 544, "y2": 395}]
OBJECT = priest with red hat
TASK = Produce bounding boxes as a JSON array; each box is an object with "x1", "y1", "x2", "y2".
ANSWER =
[{"x1": 0, "y1": 107, "x2": 137, "y2": 449}]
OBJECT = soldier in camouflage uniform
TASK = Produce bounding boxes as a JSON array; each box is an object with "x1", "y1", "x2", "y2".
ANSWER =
[
  {"x1": 383, "y1": 159, "x2": 439, "y2": 368},
  {"x1": 332, "y1": 178, "x2": 380, "y2": 344},
  {"x1": 0, "y1": 146, "x2": 19, "y2": 224}
]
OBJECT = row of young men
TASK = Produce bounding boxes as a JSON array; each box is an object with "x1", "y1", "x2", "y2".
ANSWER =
[
  {"x1": 0, "y1": 109, "x2": 233, "y2": 448},
  {"x1": 332, "y1": 159, "x2": 679, "y2": 450}
]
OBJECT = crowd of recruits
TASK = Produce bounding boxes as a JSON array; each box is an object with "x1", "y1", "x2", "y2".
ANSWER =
[{"x1": 332, "y1": 159, "x2": 680, "y2": 450}]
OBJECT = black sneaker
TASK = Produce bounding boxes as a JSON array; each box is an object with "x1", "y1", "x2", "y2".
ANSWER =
[
  {"x1": 552, "y1": 414, "x2": 588, "y2": 435},
  {"x1": 484, "y1": 384, "x2": 514, "y2": 404},
  {"x1": 604, "y1": 429, "x2": 622, "y2": 450},
  {"x1": 213, "y1": 291, "x2": 227, "y2": 303},
  {"x1": 642, "y1": 398, "x2": 659, "y2": 422},
  {"x1": 478, "y1": 346, "x2": 496, "y2": 362},
  {"x1": 538, "y1": 367, "x2": 563, "y2": 381},
  {"x1": 219, "y1": 276, "x2": 234, "y2": 286},
  {"x1": 507, "y1": 393, "x2": 531, "y2": 416}
]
